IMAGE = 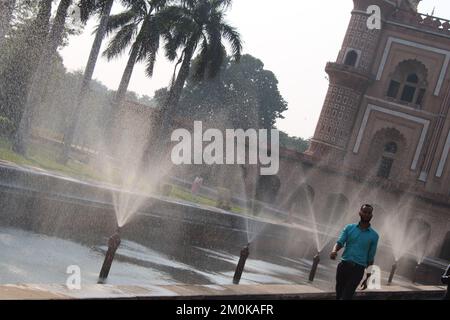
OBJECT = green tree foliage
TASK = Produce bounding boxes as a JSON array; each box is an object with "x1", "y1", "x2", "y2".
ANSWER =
[
  {"x1": 0, "y1": 0, "x2": 52, "y2": 131},
  {"x1": 0, "y1": 116, "x2": 15, "y2": 137},
  {"x1": 31, "y1": 56, "x2": 152, "y2": 151},
  {"x1": 279, "y1": 131, "x2": 310, "y2": 153},
  {"x1": 172, "y1": 54, "x2": 287, "y2": 130}
]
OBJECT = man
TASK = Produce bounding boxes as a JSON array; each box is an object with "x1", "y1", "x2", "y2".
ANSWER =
[
  {"x1": 441, "y1": 264, "x2": 450, "y2": 300},
  {"x1": 330, "y1": 204, "x2": 379, "y2": 300}
]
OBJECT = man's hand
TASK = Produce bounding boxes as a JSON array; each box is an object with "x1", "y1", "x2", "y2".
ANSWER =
[
  {"x1": 330, "y1": 251, "x2": 338, "y2": 260},
  {"x1": 330, "y1": 243, "x2": 342, "y2": 260}
]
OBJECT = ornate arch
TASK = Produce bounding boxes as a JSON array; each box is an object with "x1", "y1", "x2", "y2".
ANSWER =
[
  {"x1": 286, "y1": 183, "x2": 315, "y2": 220},
  {"x1": 366, "y1": 127, "x2": 409, "y2": 179},
  {"x1": 387, "y1": 59, "x2": 429, "y2": 107}
]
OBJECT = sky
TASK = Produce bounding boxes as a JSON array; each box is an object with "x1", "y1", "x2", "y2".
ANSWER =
[{"x1": 60, "y1": 0, "x2": 450, "y2": 139}]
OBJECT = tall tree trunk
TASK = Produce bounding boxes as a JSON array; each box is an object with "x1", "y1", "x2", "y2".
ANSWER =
[
  {"x1": 115, "y1": 45, "x2": 139, "y2": 108},
  {"x1": 13, "y1": 0, "x2": 73, "y2": 155},
  {"x1": 59, "y1": 0, "x2": 114, "y2": 164},
  {"x1": 11, "y1": 0, "x2": 52, "y2": 153},
  {"x1": 161, "y1": 41, "x2": 196, "y2": 138},
  {"x1": 0, "y1": 0, "x2": 16, "y2": 48},
  {"x1": 140, "y1": 41, "x2": 195, "y2": 169},
  {"x1": 104, "y1": 44, "x2": 139, "y2": 147},
  {"x1": 4, "y1": 0, "x2": 52, "y2": 131}
]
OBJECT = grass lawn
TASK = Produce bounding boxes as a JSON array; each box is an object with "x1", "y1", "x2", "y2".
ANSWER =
[{"x1": 0, "y1": 137, "x2": 105, "y2": 182}]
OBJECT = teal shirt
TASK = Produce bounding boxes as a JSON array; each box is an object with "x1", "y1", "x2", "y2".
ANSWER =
[{"x1": 337, "y1": 223, "x2": 379, "y2": 268}]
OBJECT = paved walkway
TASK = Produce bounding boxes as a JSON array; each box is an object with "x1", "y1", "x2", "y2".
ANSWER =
[{"x1": 0, "y1": 284, "x2": 445, "y2": 300}]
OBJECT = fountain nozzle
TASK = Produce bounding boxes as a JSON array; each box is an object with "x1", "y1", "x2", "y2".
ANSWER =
[
  {"x1": 98, "y1": 228, "x2": 122, "y2": 284},
  {"x1": 308, "y1": 252, "x2": 321, "y2": 282},
  {"x1": 388, "y1": 261, "x2": 398, "y2": 285},
  {"x1": 412, "y1": 262, "x2": 421, "y2": 284},
  {"x1": 233, "y1": 243, "x2": 250, "y2": 285}
]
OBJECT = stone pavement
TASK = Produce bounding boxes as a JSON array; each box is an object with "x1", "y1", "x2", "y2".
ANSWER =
[{"x1": 0, "y1": 284, "x2": 446, "y2": 300}]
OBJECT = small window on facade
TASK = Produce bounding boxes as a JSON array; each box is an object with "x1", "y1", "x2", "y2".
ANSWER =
[
  {"x1": 344, "y1": 50, "x2": 358, "y2": 67},
  {"x1": 387, "y1": 80, "x2": 400, "y2": 98},
  {"x1": 377, "y1": 157, "x2": 394, "y2": 178},
  {"x1": 401, "y1": 85, "x2": 416, "y2": 102},
  {"x1": 407, "y1": 73, "x2": 419, "y2": 83},
  {"x1": 384, "y1": 142, "x2": 398, "y2": 154},
  {"x1": 416, "y1": 88, "x2": 426, "y2": 106}
]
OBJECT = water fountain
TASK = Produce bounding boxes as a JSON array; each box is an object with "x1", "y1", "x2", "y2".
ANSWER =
[
  {"x1": 412, "y1": 262, "x2": 421, "y2": 284},
  {"x1": 98, "y1": 228, "x2": 121, "y2": 284},
  {"x1": 381, "y1": 199, "x2": 432, "y2": 284},
  {"x1": 233, "y1": 243, "x2": 250, "y2": 285},
  {"x1": 388, "y1": 260, "x2": 398, "y2": 284},
  {"x1": 308, "y1": 252, "x2": 320, "y2": 282}
]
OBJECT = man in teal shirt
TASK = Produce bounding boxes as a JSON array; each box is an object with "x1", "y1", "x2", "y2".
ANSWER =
[{"x1": 330, "y1": 204, "x2": 379, "y2": 300}]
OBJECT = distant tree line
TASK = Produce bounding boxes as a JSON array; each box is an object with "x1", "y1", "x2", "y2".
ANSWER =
[{"x1": 279, "y1": 131, "x2": 310, "y2": 153}]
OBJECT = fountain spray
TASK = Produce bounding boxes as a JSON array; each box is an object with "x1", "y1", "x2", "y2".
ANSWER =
[
  {"x1": 388, "y1": 260, "x2": 398, "y2": 285},
  {"x1": 412, "y1": 262, "x2": 421, "y2": 284},
  {"x1": 308, "y1": 252, "x2": 320, "y2": 282},
  {"x1": 98, "y1": 227, "x2": 121, "y2": 284},
  {"x1": 233, "y1": 243, "x2": 250, "y2": 285}
]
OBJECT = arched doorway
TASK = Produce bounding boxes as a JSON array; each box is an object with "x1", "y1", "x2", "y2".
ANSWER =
[
  {"x1": 406, "y1": 218, "x2": 432, "y2": 261},
  {"x1": 286, "y1": 184, "x2": 315, "y2": 221}
]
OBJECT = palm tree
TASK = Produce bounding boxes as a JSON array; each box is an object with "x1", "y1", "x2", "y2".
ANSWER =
[
  {"x1": 13, "y1": 0, "x2": 74, "y2": 154},
  {"x1": 102, "y1": 0, "x2": 168, "y2": 136},
  {"x1": 0, "y1": 0, "x2": 16, "y2": 48},
  {"x1": 59, "y1": 0, "x2": 115, "y2": 164},
  {"x1": 158, "y1": 0, "x2": 242, "y2": 135}
]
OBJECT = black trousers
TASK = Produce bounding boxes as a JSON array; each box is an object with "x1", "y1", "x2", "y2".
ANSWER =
[{"x1": 336, "y1": 260, "x2": 366, "y2": 300}]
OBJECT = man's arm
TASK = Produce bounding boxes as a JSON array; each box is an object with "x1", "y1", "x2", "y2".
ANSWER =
[
  {"x1": 331, "y1": 225, "x2": 348, "y2": 259},
  {"x1": 330, "y1": 243, "x2": 343, "y2": 260}
]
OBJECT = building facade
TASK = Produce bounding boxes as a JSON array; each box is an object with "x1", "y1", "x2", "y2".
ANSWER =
[{"x1": 250, "y1": 0, "x2": 450, "y2": 261}]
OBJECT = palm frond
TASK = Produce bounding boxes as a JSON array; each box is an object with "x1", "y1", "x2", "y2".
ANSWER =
[
  {"x1": 103, "y1": 23, "x2": 137, "y2": 60},
  {"x1": 104, "y1": 9, "x2": 137, "y2": 36},
  {"x1": 78, "y1": 0, "x2": 98, "y2": 23},
  {"x1": 221, "y1": 23, "x2": 242, "y2": 61},
  {"x1": 192, "y1": 37, "x2": 208, "y2": 82},
  {"x1": 135, "y1": 16, "x2": 158, "y2": 62},
  {"x1": 163, "y1": 29, "x2": 186, "y2": 61}
]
